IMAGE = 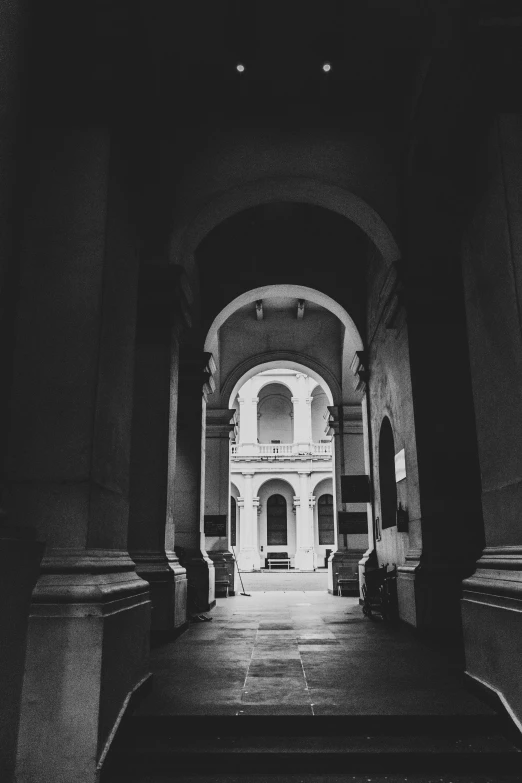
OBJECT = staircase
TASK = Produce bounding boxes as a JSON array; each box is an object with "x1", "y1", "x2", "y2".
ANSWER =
[{"x1": 101, "y1": 713, "x2": 521, "y2": 782}]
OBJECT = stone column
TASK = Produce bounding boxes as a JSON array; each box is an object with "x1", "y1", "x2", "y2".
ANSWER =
[
  {"x1": 291, "y1": 373, "x2": 313, "y2": 451},
  {"x1": 294, "y1": 471, "x2": 315, "y2": 570},
  {"x1": 238, "y1": 472, "x2": 260, "y2": 570},
  {"x1": 171, "y1": 349, "x2": 216, "y2": 614},
  {"x1": 127, "y1": 266, "x2": 192, "y2": 637},
  {"x1": 236, "y1": 497, "x2": 245, "y2": 566},
  {"x1": 237, "y1": 391, "x2": 258, "y2": 457},
  {"x1": 7, "y1": 128, "x2": 150, "y2": 783},
  {"x1": 0, "y1": 5, "x2": 45, "y2": 782},
  {"x1": 327, "y1": 404, "x2": 368, "y2": 595},
  {"x1": 205, "y1": 408, "x2": 236, "y2": 595},
  {"x1": 460, "y1": 114, "x2": 522, "y2": 726}
]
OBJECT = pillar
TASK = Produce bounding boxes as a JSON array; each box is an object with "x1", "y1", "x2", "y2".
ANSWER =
[
  {"x1": 291, "y1": 373, "x2": 313, "y2": 450},
  {"x1": 461, "y1": 114, "x2": 522, "y2": 726},
  {"x1": 237, "y1": 387, "x2": 258, "y2": 454},
  {"x1": 7, "y1": 128, "x2": 150, "y2": 783},
  {"x1": 172, "y1": 349, "x2": 216, "y2": 614},
  {"x1": 0, "y1": 4, "x2": 44, "y2": 781},
  {"x1": 327, "y1": 404, "x2": 368, "y2": 595},
  {"x1": 294, "y1": 471, "x2": 315, "y2": 570},
  {"x1": 127, "y1": 266, "x2": 192, "y2": 638},
  {"x1": 205, "y1": 408, "x2": 236, "y2": 595},
  {"x1": 238, "y1": 472, "x2": 260, "y2": 570}
]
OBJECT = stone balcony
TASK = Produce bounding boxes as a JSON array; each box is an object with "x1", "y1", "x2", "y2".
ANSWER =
[{"x1": 230, "y1": 441, "x2": 332, "y2": 462}]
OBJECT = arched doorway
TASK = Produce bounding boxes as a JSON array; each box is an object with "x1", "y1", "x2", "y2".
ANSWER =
[
  {"x1": 379, "y1": 417, "x2": 397, "y2": 532},
  {"x1": 266, "y1": 494, "x2": 288, "y2": 547},
  {"x1": 318, "y1": 494, "x2": 335, "y2": 546}
]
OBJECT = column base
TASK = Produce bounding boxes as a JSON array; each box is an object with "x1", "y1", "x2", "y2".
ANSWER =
[
  {"x1": 294, "y1": 548, "x2": 316, "y2": 571},
  {"x1": 328, "y1": 549, "x2": 365, "y2": 595},
  {"x1": 207, "y1": 551, "x2": 236, "y2": 596},
  {"x1": 178, "y1": 549, "x2": 215, "y2": 614},
  {"x1": 237, "y1": 547, "x2": 260, "y2": 572},
  {"x1": 400, "y1": 555, "x2": 475, "y2": 637},
  {"x1": 397, "y1": 548, "x2": 423, "y2": 628},
  {"x1": 15, "y1": 550, "x2": 151, "y2": 783},
  {"x1": 0, "y1": 525, "x2": 43, "y2": 783},
  {"x1": 461, "y1": 547, "x2": 522, "y2": 732},
  {"x1": 131, "y1": 550, "x2": 188, "y2": 635}
]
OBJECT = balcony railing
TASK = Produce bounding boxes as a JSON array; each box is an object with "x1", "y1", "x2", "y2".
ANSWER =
[{"x1": 230, "y1": 442, "x2": 332, "y2": 460}]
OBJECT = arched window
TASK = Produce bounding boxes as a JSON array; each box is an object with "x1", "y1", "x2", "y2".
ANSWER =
[
  {"x1": 318, "y1": 494, "x2": 335, "y2": 544},
  {"x1": 267, "y1": 494, "x2": 288, "y2": 545},
  {"x1": 230, "y1": 496, "x2": 237, "y2": 547},
  {"x1": 379, "y1": 417, "x2": 397, "y2": 530}
]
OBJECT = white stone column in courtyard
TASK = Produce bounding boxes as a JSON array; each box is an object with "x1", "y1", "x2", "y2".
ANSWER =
[
  {"x1": 238, "y1": 383, "x2": 258, "y2": 452},
  {"x1": 238, "y1": 472, "x2": 260, "y2": 570},
  {"x1": 294, "y1": 470, "x2": 316, "y2": 570},
  {"x1": 291, "y1": 373, "x2": 313, "y2": 450}
]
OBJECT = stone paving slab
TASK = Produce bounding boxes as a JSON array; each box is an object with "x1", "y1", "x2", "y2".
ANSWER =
[{"x1": 135, "y1": 591, "x2": 494, "y2": 718}]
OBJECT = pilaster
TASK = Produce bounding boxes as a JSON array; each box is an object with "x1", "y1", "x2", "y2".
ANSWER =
[
  {"x1": 238, "y1": 473, "x2": 260, "y2": 571},
  {"x1": 294, "y1": 471, "x2": 316, "y2": 570},
  {"x1": 205, "y1": 408, "x2": 237, "y2": 595},
  {"x1": 7, "y1": 128, "x2": 150, "y2": 782},
  {"x1": 128, "y1": 267, "x2": 193, "y2": 637}
]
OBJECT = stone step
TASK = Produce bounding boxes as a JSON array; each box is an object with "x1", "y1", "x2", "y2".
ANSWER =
[
  {"x1": 102, "y1": 775, "x2": 522, "y2": 783},
  {"x1": 102, "y1": 715, "x2": 521, "y2": 779}
]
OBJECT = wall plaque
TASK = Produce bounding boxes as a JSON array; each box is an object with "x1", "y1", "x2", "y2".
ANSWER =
[
  {"x1": 338, "y1": 511, "x2": 368, "y2": 534},
  {"x1": 204, "y1": 515, "x2": 227, "y2": 536},
  {"x1": 341, "y1": 475, "x2": 371, "y2": 503},
  {"x1": 395, "y1": 449, "x2": 406, "y2": 482}
]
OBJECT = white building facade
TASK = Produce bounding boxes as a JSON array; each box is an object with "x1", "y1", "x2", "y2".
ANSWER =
[{"x1": 230, "y1": 370, "x2": 335, "y2": 571}]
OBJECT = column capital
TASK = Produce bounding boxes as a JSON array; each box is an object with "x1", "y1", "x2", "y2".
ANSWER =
[
  {"x1": 309, "y1": 495, "x2": 316, "y2": 508},
  {"x1": 291, "y1": 396, "x2": 299, "y2": 403},
  {"x1": 237, "y1": 497, "x2": 245, "y2": 508},
  {"x1": 298, "y1": 470, "x2": 311, "y2": 476},
  {"x1": 327, "y1": 404, "x2": 363, "y2": 435},
  {"x1": 293, "y1": 496, "x2": 301, "y2": 507},
  {"x1": 350, "y1": 350, "x2": 369, "y2": 394},
  {"x1": 206, "y1": 408, "x2": 236, "y2": 438},
  {"x1": 242, "y1": 471, "x2": 255, "y2": 478},
  {"x1": 179, "y1": 350, "x2": 217, "y2": 400}
]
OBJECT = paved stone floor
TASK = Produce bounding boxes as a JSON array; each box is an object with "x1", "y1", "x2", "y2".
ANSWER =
[{"x1": 136, "y1": 590, "x2": 494, "y2": 718}]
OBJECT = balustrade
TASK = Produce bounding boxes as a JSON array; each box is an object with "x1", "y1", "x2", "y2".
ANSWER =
[{"x1": 230, "y1": 441, "x2": 332, "y2": 459}]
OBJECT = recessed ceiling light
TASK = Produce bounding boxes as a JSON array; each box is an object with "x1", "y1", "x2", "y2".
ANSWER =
[
  {"x1": 322, "y1": 62, "x2": 331, "y2": 73},
  {"x1": 236, "y1": 63, "x2": 245, "y2": 73}
]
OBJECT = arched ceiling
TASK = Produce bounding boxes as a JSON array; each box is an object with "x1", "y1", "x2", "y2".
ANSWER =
[
  {"x1": 205, "y1": 284, "x2": 362, "y2": 408},
  {"x1": 195, "y1": 201, "x2": 375, "y2": 338}
]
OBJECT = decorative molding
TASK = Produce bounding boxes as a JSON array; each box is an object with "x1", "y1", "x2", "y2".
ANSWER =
[
  {"x1": 206, "y1": 408, "x2": 236, "y2": 437},
  {"x1": 350, "y1": 351, "x2": 369, "y2": 394},
  {"x1": 221, "y1": 351, "x2": 342, "y2": 406}
]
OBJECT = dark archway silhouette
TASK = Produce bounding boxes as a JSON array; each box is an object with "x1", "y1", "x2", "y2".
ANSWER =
[
  {"x1": 379, "y1": 417, "x2": 397, "y2": 530},
  {"x1": 318, "y1": 494, "x2": 335, "y2": 545},
  {"x1": 266, "y1": 494, "x2": 288, "y2": 546}
]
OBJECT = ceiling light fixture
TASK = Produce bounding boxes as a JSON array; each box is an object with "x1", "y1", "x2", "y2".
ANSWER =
[
  {"x1": 236, "y1": 63, "x2": 245, "y2": 73},
  {"x1": 322, "y1": 62, "x2": 331, "y2": 73}
]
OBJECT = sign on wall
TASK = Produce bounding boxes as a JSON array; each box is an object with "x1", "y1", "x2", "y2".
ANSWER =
[
  {"x1": 395, "y1": 449, "x2": 406, "y2": 482},
  {"x1": 338, "y1": 511, "x2": 368, "y2": 534},
  {"x1": 341, "y1": 475, "x2": 371, "y2": 503},
  {"x1": 204, "y1": 515, "x2": 227, "y2": 537}
]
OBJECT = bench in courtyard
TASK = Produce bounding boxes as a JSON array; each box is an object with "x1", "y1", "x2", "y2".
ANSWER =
[{"x1": 265, "y1": 551, "x2": 291, "y2": 570}]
